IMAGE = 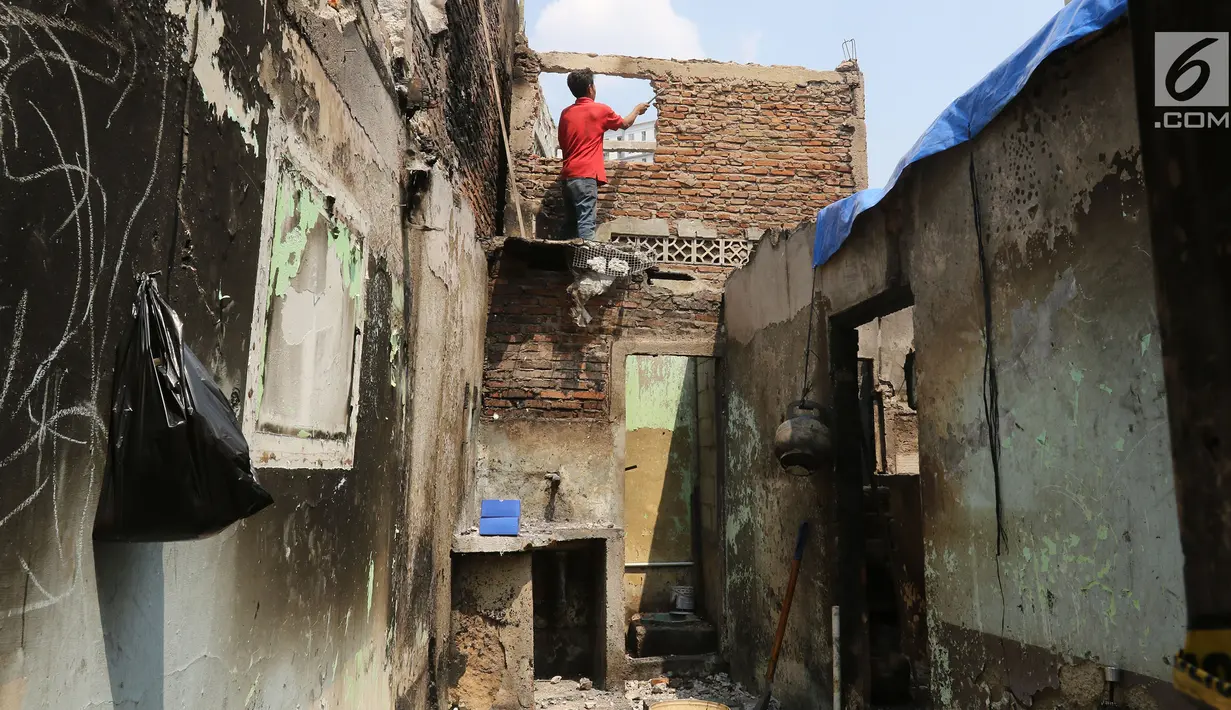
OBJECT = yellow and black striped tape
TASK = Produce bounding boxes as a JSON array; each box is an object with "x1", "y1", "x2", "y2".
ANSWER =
[{"x1": 1174, "y1": 629, "x2": 1231, "y2": 709}]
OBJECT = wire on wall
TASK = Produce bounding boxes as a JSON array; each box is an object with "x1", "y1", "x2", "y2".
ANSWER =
[
  {"x1": 970, "y1": 152, "x2": 1013, "y2": 657},
  {"x1": 968, "y1": 154, "x2": 1008, "y2": 557},
  {"x1": 798, "y1": 266, "x2": 821, "y2": 402}
]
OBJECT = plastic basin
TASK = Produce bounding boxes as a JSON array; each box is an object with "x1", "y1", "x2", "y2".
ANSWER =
[{"x1": 648, "y1": 701, "x2": 730, "y2": 710}]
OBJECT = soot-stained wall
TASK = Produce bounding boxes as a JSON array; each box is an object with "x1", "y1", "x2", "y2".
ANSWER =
[
  {"x1": 0, "y1": 1, "x2": 503, "y2": 708},
  {"x1": 721, "y1": 226, "x2": 836, "y2": 710},
  {"x1": 721, "y1": 22, "x2": 1187, "y2": 710}
]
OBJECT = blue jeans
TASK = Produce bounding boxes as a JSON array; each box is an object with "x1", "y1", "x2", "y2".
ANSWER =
[{"x1": 564, "y1": 178, "x2": 598, "y2": 240}]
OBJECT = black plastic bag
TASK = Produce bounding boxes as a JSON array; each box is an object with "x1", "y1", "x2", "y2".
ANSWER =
[{"x1": 94, "y1": 274, "x2": 273, "y2": 541}]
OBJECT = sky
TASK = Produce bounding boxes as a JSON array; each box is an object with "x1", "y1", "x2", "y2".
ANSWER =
[{"x1": 525, "y1": 0, "x2": 1066, "y2": 188}]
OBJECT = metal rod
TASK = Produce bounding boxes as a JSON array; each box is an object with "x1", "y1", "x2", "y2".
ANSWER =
[
  {"x1": 875, "y1": 393, "x2": 888, "y2": 474},
  {"x1": 832, "y1": 605, "x2": 841, "y2": 710},
  {"x1": 624, "y1": 561, "x2": 694, "y2": 569}
]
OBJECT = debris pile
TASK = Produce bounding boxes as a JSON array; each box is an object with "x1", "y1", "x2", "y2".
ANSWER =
[{"x1": 533, "y1": 673, "x2": 776, "y2": 710}]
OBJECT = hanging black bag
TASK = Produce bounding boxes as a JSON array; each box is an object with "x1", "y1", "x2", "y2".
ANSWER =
[{"x1": 94, "y1": 274, "x2": 273, "y2": 541}]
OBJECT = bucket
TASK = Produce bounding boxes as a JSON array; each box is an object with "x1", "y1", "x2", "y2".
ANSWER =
[
  {"x1": 649, "y1": 701, "x2": 729, "y2": 710},
  {"x1": 672, "y1": 585, "x2": 695, "y2": 612}
]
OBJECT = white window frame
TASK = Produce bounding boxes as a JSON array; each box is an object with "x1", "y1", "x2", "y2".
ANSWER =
[{"x1": 242, "y1": 112, "x2": 371, "y2": 470}]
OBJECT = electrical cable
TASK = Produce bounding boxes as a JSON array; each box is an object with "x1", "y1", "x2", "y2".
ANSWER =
[
  {"x1": 969, "y1": 154, "x2": 1008, "y2": 555},
  {"x1": 798, "y1": 266, "x2": 820, "y2": 402},
  {"x1": 970, "y1": 152, "x2": 1012, "y2": 654}
]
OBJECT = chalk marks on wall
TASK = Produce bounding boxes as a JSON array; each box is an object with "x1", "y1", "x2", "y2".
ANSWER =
[{"x1": 0, "y1": 5, "x2": 171, "y2": 621}]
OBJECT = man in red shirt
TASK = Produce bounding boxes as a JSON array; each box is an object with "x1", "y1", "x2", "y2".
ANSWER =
[{"x1": 558, "y1": 69, "x2": 649, "y2": 240}]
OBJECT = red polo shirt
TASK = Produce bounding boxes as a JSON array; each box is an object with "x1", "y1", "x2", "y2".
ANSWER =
[{"x1": 558, "y1": 97, "x2": 624, "y2": 185}]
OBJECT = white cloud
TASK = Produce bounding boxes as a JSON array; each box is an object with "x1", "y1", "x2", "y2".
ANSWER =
[
  {"x1": 531, "y1": 0, "x2": 705, "y2": 60},
  {"x1": 736, "y1": 30, "x2": 763, "y2": 64}
]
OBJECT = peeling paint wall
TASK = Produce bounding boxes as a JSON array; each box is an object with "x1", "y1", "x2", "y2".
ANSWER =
[
  {"x1": 721, "y1": 21, "x2": 1187, "y2": 709},
  {"x1": 0, "y1": 0, "x2": 506, "y2": 707},
  {"x1": 905, "y1": 26, "x2": 1185, "y2": 708},
  {"x1": 401, "y1": 162, "x2": 491, "y2": 705},
  {"x1": 721, "y1": 225, "x2": 836, "y2": 709},
  {"x1": 623, "y1": 355, "x2": 699, "y2": 616}
]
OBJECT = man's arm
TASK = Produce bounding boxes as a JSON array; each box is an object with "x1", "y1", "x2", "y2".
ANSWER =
[{"x1": 620, "y1": 102, "x2": 650, "y2": 130}]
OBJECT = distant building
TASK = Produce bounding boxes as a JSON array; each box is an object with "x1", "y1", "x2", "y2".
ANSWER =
[
  {"x1": 537, "y1": 110, "x2": 655, "y2": 162},
  {"x1": 605, "y1": 118, "x2": 656, "y2": 163}
]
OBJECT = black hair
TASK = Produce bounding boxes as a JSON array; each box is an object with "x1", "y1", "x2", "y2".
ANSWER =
[{"x1": 567, "y1": 69, "x2": 595, "y2": 99}]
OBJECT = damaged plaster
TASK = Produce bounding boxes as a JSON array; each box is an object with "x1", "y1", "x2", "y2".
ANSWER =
[
  {"x1": 269, "y1": 168, "x2": 365, "y2": 303},
  {"x1": 167, "y1": 0, "x2": 262, "y2": 155},
  {"x1": 718, "y1": 22, "x2": 1188, "y2": 708},
  {"x1": 253, "y1": 164, "x2": 365, "y2": 429}
]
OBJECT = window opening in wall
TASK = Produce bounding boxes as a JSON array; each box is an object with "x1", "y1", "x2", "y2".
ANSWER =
[
  {"x1": 532, "y1": 541, "x2": 606, "y2": 683},
  {"x1": 537, "y1": 73, "x2": 657, "y2": 163},
  {"x1": 243, "y1": 127, "x2": 369, "y2": 470}
]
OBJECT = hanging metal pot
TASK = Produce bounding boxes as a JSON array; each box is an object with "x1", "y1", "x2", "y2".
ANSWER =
[{"x1": 773, "y1": 400, "x2": 832, "y2": 474}]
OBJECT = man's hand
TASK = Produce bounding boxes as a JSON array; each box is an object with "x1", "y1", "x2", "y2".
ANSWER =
[{"x1": 622, "y1": 102, "x2": 651, "y2": 129}]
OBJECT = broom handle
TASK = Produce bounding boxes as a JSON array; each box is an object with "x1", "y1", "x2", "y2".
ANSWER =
[{"x1": 766, "y1": 522, "x2": 809, "y2": 682}]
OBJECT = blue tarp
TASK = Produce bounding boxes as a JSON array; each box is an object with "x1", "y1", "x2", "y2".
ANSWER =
[{"x1": 812, "y1": 0, "x2": 1129, "y2": 267}]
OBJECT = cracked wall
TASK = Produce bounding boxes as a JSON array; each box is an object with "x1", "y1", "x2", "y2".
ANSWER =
[
  {"x1": 721, "y1": 21, "x2": 1187, "y2": 710},
  {"x1": 906, "y1": 26, "x2": 1184, "y2": 709},
  {"x1": 0, "y1": 0, "x2": 506, "y2": 708}
]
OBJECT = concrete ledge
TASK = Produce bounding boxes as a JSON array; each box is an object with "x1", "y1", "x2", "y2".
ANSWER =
[
  {"x1": 453, "y1": 523, "x2": 622, "y2": 554},
  {"x1": 625, "y1": 653, "x2": 727, "y2": 681},
  {"x1": 538, "y1": 51, "x2": 848, "y2": 84},
  {"x1": 604, "y1": 140, "x2": 657, "y2": 152}
]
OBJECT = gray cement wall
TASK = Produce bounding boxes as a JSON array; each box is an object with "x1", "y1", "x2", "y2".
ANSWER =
[
  {"x1": 0, "y1": 1, "x2": 500, "y2": 708},
  {"x1": 473, "y1": 420, "x2": 621, "y2": 529},
  {"x1": 722, "y1": 227, "x2": 837, "y2": 709},
  {"x1": 905, "y1": 26, "x2": 1184, "y2": 708},
  {"x1": 857, "y1": 308, "x2": 913, "y2": 396},
  {"x1": 721, "y1": 21, "x2": 1187, "y2": 710}
]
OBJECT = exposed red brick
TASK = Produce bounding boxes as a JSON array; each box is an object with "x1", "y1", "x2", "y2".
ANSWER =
[{"x1": 484, "y1": 51, "x2": 861, "y2": 420}]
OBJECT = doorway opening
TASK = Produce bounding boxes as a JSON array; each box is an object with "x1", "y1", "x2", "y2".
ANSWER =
[
  {"x1": 532, "y1": 541, "x2": 606, "y2": 684},
  {"x1": 622, "y1": 353, "x2": 721, "y2": 660},
  {"x1": 832, "y1": 293, "x2": 927, "y2": 708}
]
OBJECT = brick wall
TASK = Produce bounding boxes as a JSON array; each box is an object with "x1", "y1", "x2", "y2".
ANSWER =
[
  {"x1": 513, "y1": 62, "x2": 862, "y2": 240},
  {"x1": 484, "y1": 50, "x2": 863, "y2": 420},
  {"x1": 440, "y1": 0, "x2": 517, "y2": 238},
  {"x1": 483, "y1": 254, "x2": 724, "y2": 419}
]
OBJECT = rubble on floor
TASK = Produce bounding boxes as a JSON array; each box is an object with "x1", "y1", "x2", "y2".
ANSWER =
[{"x1": 532, "y1": 674, "x2": 778, "y2": 710}]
